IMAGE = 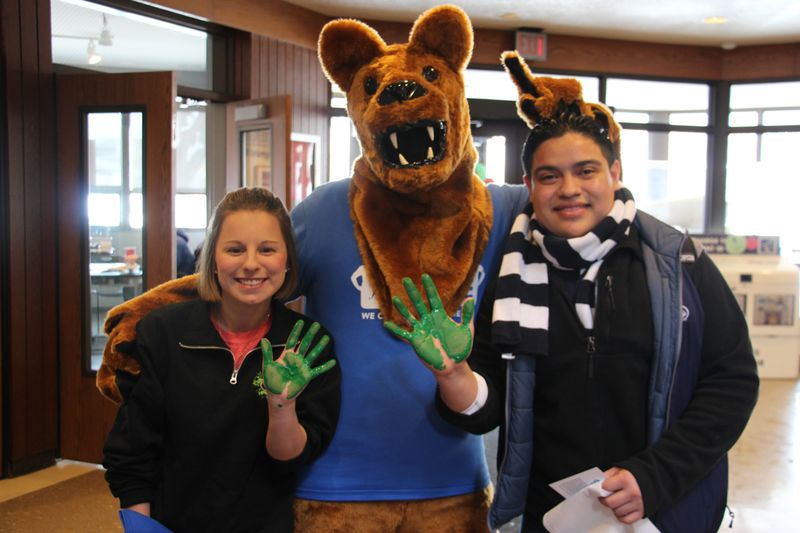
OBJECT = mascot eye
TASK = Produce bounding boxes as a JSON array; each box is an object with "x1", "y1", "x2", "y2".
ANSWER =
[
  {"x1": 422, "y1": 66, "x2": 438, "y2": 82},
  {"x1": 364, "y1": 76, "x2": 378, "y2": 95}
]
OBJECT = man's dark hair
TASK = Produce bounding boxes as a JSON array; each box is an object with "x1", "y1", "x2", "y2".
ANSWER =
[{"x1": 521, "y1": 102, "x2": 619, "y2": 177}]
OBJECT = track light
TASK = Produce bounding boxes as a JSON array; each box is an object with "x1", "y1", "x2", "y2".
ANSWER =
[
  {"x1": 98, "y1": 14, "x2": 114, "y2": 46},
  {"x1": 87, "y1": 39, "x2": 102, "y2": 64}
]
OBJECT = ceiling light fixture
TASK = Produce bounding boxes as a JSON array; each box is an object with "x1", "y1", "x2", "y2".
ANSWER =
[
  {"x1": 87, "y1": 39, "x2": 102, "y2": 64},
  {"x1": 703, "y1": 16, "x2": 728, "y2": 24},
  {"x1": 98, "y1": 14, "x2": 114, "y2": 46}
]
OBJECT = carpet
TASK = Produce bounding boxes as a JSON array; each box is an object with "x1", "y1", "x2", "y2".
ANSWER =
[{"x1": 0, "y1": 469, "x2": 121, "y2": 532}]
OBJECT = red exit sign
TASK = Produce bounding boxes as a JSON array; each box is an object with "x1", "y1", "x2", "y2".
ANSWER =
[{"x1": 515, "y1": 29, "x2": 548, "y2": 62}]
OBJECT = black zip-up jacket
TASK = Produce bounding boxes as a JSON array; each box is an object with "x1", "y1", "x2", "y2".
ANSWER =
[
  {"x1": 439, "y1": 220, "x2": 758, "y2": 531},
  {"x1": 103, "y1": 299, "x2": 341, "y2": 533}
]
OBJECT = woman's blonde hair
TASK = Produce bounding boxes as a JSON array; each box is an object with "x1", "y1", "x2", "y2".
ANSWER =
[{"x1": 196, "y1": 187, "x2": 298, "y2": 302}]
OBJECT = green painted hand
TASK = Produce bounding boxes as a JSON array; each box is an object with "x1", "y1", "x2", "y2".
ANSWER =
[
  {"x1": 258, "y1": 320, "x2": 336, "y2": 400},
  {"x1": 384, "y1": 273, "x2": 475, "y2": 371}
]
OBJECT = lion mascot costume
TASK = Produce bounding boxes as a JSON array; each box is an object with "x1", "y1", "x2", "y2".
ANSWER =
[{"x1": 98, "y1": 5, "x2": 531, "y2": 531}]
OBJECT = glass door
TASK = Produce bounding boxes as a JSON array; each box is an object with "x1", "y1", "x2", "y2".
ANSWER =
[{"x1": 57, "y1": 71, "x2": 175, "y2": 463}]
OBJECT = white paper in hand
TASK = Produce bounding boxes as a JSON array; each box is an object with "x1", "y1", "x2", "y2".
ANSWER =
[{"x1": 542, "y1": 467, "x2": 660, "y2": 533}]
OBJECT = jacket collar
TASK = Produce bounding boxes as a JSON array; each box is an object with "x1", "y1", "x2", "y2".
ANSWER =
[{"x1": 178, "y1": 299, "x2": 293, "y2": 349}]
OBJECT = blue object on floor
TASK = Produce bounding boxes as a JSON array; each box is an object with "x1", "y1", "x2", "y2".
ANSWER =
[{"x1": 119, "y1": 510, "x2": 174, "y2": 533}]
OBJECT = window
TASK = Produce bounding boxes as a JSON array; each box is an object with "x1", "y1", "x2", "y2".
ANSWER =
[
  {"x1": 725, "y1": 82, "x2": 800, "y2": 260},
  {"x1": 87, "y1": 111, "x2": 143, "y2": 230},
  {"x1": 607, "y1": 78, "x2": 710, "y2": 232},
  {"x1": 607, "y1": 79, "x2": 709, "y2": 125},
  {"x1": 329, "y1": 116, "x2": 358, "y2": 182},
  {"x1": 464, "y1": 69, "x2": 599, "y2": 102},
  {"x1": 326, "y1": 67, "x2": 800, "y2": 250},
  {"x1": 726, "y1": 81, "x2": 800, "y2": 259}
]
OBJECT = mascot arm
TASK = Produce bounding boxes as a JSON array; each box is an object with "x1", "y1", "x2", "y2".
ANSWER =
[{"x1": 97, "y1": 274, "x2": 200, "y2": 404}]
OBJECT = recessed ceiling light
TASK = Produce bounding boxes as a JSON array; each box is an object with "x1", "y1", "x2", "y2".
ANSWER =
[{"x1": 703, "y1": 16, "x2": 728, "y2": 25}]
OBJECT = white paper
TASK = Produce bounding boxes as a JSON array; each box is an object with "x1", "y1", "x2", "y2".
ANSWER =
[
  {"x1": 549, "y1": 466, "x2": 606, "y2": 498},
  {"x1": 542, "y1": 468, "x2": 660, "y2": 533}
]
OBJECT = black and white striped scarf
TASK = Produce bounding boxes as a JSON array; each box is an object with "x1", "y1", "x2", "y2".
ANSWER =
[{"x1": 491, "y1": 187, "x2": 636, "y2": 356}]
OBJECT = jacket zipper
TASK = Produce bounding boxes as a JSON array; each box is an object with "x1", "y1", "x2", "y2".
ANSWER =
[
  {"x1": 586, "y1": 334, "x2": 596, "y2": 378},
  {"x1": 605, "y1": 275, "x2": 616, "y2": 310},
  {"x1": 230, "y1": 348, "x2": 264, "y2": 384},
  {"x1": 587, "y1": 275, "x2": 614, "y2": 379},
  {"x1": 179, "y1": 343, "x2": 268, "y2": 385}
]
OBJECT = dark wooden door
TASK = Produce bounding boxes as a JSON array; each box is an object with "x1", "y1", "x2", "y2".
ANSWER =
[{"x1": 56, "y1": 71, "x2": 176, "y2": 463}]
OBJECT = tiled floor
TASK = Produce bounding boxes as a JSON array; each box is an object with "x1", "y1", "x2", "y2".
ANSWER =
[
  {"x1": 726, "y1": 378, "x2": 800, "y2": 532},
  {"x1": 0, "y1": 379, "x2": 797, "y2": 531},
  {"x1": 0, "y1": 460, "x2": 100, "y2": 504}
]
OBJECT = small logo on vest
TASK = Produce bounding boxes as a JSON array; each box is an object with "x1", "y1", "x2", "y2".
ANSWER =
[{"x1": 681, "y1": 305, "x2": 690, "y2": 322}]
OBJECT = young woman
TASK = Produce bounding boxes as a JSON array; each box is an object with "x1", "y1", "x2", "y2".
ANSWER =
[{"x1": 103, "y1": 187, "x2": 340, "y2": 533}]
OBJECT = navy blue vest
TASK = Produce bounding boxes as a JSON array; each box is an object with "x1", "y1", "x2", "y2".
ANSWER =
[{"x1": 651, "y1": 266, "x2": 727, "y2": 533}]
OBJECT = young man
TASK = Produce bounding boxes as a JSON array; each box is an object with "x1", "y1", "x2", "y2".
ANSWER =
[{"x1": 386, "y1": 54, "x2": 759, "y2": 532}]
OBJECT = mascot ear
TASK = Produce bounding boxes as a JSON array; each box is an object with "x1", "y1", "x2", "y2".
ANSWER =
[
  {"x1": 587, "y1": 102, "x2": 622, "y2": 157},
  {"x1": 318, "y1": 18, "x2": 386, "y2": 92},
  {"x1": 408, "y1": 5, "x2": 473, "y2": 72},
  {"x1": 502, "y1": 51, "x2": 580, "y2": 128},
  {"x1": 502, "y1": 51, "x2": 612, "y2": 137}
]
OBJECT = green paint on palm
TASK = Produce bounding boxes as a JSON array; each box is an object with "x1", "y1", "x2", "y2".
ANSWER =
[
  {"x1": 256, "y1": 319, "x2": 336, "y2": 400},
  {"x1": 384, "y1": 273, "x2": 475, "y2": 370}
]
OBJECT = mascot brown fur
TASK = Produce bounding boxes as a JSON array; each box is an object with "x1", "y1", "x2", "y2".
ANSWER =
[
  {"x1": 501, "y1": 50, "x2": 621, "y2": 158},
  {"x1": 97, "y1": 274, "x2": 198, "y2": 403},
  {"x1": 96, "y1": 5, "x2": 493, "y2": 409},
  {"x1": 318, "y1": 5, "x2": 492, "y2": 326}
]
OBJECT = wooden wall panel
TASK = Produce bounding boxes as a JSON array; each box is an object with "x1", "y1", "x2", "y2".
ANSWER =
[
  {"x1": 250, "y1": 36, "x2": 330, "y2": 185},
  {"x1": 0, "y1": 0, "x2": 59, "y2": 477},
  {"x1": 0, "y1": 8, "x2": 5, "y2": 476},
  {"x1": 722, "y1": 43, "x2": 800, "y2": 81}
]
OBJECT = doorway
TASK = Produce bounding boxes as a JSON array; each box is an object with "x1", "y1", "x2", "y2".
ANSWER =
[
  {"x1": 469, "y1": 98, "x2": 530, "y2": 185},
  {"x1": 56, "y1": 71, "x2": 176, "y2": 463}
]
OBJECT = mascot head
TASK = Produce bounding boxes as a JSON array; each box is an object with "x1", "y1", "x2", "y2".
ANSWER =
[{"x1": 318, "y1": 5, "x2": 475, "y2": 194}]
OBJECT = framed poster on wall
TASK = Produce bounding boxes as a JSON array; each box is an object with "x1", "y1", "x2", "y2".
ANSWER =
[{"x1": 290, "y1": 133, "x2": 320, "y2": 208}]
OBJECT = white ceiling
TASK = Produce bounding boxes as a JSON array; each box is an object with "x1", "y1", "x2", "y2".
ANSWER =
[
  {"x1": 285, "y1": 0, "x2": 800, "y2": 48},
  {"x1": 50, "y1": 0, "x2": 800, "y2": 74},
  {"x1": 51, "y1": 0, "x2": 208, "y2": 72}
]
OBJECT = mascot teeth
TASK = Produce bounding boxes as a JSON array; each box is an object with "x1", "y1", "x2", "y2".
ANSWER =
[{"x1": 379, "y1": 120, "x2": 447, "y2": 168}]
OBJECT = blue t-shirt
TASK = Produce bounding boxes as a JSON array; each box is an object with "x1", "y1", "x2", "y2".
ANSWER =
[{"x1": 291, "y1": 179, "x2": 528, "y2": 501}]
